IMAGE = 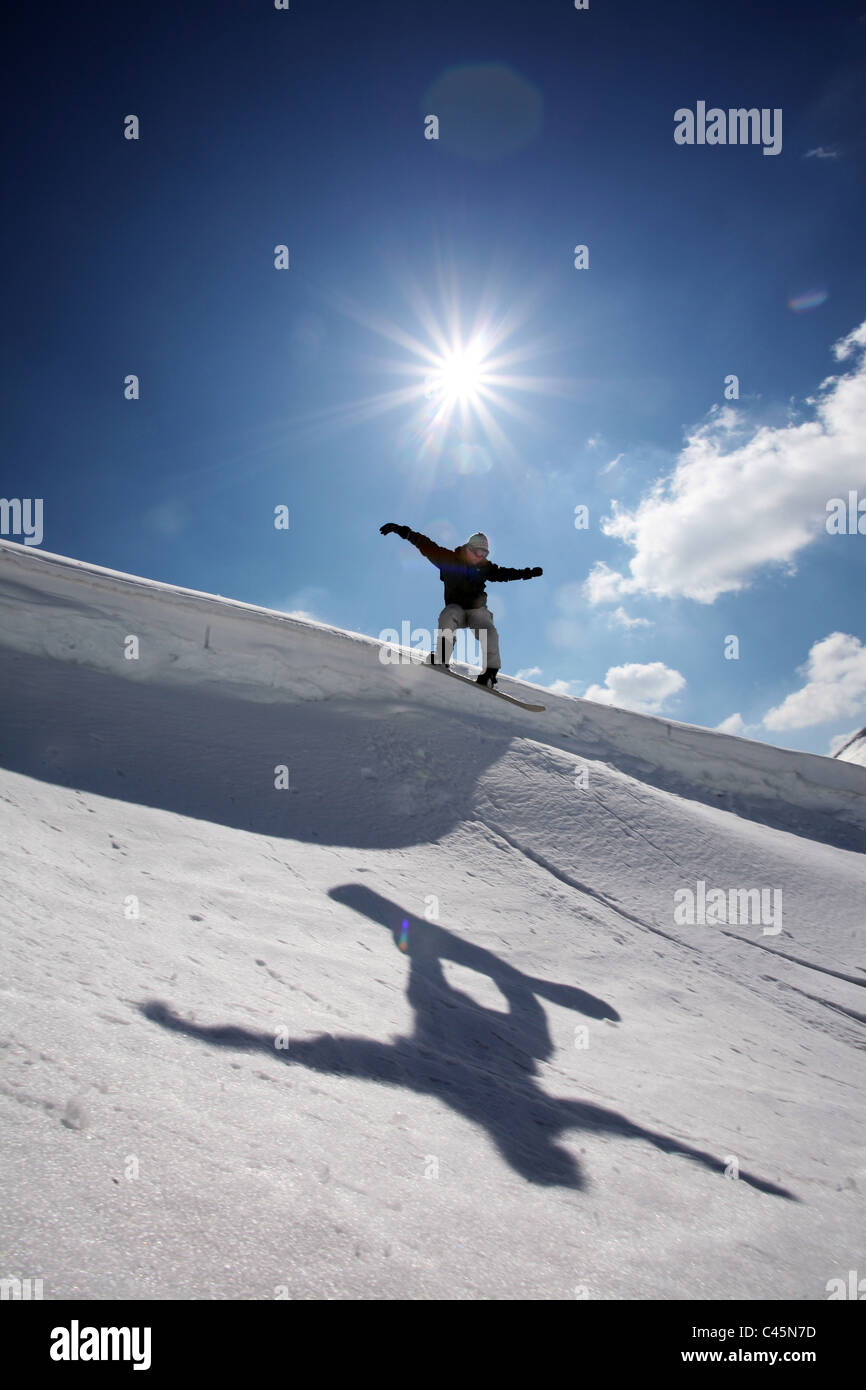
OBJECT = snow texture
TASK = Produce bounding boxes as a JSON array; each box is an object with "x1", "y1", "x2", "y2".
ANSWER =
[
  {"x1": 0, "y1": 538, "x2": 863, "y2": 1300},
  {"x1": 835, "y1": 729, "x2": 866, "y2": 768}
]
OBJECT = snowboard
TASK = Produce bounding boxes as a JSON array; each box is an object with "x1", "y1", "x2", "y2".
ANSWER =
[{"x1": 426, "y1": 663, "x2": 545, "y2": 711}]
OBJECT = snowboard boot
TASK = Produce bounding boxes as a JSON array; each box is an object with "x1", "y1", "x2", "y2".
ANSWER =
[
  {"x1": 427, "y1": 630, "x2": 454, "y2": 667},
  {"x1": 476, "y1": 666, "x2": 500, "y2": 688}
]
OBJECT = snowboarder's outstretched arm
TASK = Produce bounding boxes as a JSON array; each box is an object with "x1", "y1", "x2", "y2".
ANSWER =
[
  {"x1": 379, "y1": 523, "x2": 455, "y2": 567},
  {"x1": 487, "y1": 562, "x2": 543, "y2": 581}
]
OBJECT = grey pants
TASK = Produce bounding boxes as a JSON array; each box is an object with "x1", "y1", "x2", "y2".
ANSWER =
[{"x1": 436, "y1": 604, "x2": 500, "y2": 668}]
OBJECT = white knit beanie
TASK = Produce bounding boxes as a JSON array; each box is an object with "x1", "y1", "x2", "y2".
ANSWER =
[{"x1": 466, "y1": 532, "x2": 490, "y2": 551}]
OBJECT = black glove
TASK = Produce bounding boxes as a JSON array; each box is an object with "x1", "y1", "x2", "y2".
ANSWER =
[
  {"x1": 526, "y1": 566, "x2": 543, "y2": 578},
  {"x1": 380, "y1": 523, "x2": 409, "y2": 538}
]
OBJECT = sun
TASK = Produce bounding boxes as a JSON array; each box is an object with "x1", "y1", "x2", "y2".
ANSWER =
[
  {"x1": 295, "y1": 267, "x2": 574, "y2": 472},
  {"x1": 430, "y1": 340, "x2": 488, "y2": 404}
]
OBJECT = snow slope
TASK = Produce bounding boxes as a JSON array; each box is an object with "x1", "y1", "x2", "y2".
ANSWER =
[
  {"x1": 0, "y1": 538, "x2": 864, "y2": 1300},
  {"x1": 835, "y1": 729, "x2": 866, "y2": 769}
]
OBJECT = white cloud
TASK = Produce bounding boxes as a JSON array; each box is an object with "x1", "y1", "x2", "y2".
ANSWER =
[
  {"x1": 834, "y1": 321, "x2": 866, "y2": 361},
  {"x1": 583, "y1": 563, "x2": 625, "y2": 605},
  {"x1": 715, "y1": 713, "x2": 759, "y2": 737},
  {"x1": 583, "y1": 661, "x2": 685, "y2": 714},
  {"x1": 610, "y1": 606, "x2": 651, "y2": 630},
  {"x1": 582, "y1": 321, "x2": 866, "y2": 604},
  {"x1": 515, "y1": 669, "x2": 581, "y2": 696},
  {"x1": 599, "y1": 453, "x2": 624, "y2": 476},
  {"x1": 764, "y1": 632, "x2": 866, "y2": 729},
  {"x1": 804, "y1": 146, "x2": 840, "y2": 159}
]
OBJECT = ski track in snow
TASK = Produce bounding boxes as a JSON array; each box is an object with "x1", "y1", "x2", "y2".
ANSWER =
[{"x1": 0, "y1": 538, "x2": 864, "y2": 1300}]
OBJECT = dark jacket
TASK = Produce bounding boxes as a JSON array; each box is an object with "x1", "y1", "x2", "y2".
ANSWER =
[{"x1": 401, "y1": 527, "x2": 540, "y2": 609}]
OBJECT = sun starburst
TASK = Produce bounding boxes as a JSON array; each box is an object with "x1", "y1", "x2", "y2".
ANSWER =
[{"x1": 276, "y1": 264, "x2": 575, "y2": 481}]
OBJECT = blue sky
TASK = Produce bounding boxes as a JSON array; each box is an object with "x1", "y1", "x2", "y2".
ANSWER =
[{"x1": 3, "y1": 0, "x2": 866, "y2": 755}]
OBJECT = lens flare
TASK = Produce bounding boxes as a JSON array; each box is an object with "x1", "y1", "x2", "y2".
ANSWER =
[{"x1": 788, "y1": 289, "x2": 828, "y2": 313}]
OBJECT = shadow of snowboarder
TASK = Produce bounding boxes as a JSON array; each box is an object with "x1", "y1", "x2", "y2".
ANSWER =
[{"x1": 141, "y1": 884, "x2": 795, "y2": 1198}]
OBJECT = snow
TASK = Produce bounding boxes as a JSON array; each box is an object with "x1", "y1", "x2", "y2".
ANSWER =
[
  {"x1": 835, "y1": 728, "x2": 866, "y2": 769},
  {"x1": 0, "y1": 538, "x2": 864, "y2": 1300}
]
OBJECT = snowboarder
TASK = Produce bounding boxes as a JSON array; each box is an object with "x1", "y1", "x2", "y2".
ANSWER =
[{"x1": 379, "y1": 524, "x2": 542, "y2": 686}]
